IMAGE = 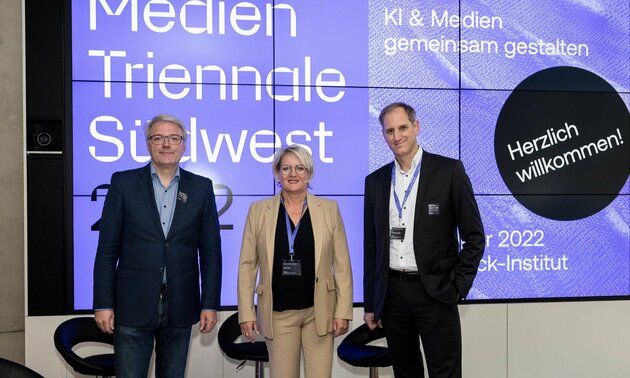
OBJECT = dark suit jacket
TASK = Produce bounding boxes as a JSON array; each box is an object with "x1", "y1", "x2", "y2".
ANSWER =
[
  {"x1": 93, "y1": 164, "x2": 222, "y2": 327},
  {"x1": 363, "y1": 151, "x2": 485, "y2": 320}
]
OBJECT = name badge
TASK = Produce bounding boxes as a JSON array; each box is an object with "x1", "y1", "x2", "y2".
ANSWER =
[
  {"x1": 389, "y1": 227, "x2": 406, "y2": 240},
  {"x1": 428, "y1": 203, "x2": 440, "y2": 215},
  {"x1": 282, "y1": 259, "x2": 302, "y2": 276}
]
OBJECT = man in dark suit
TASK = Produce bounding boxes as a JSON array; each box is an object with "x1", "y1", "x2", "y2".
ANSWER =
[
  {"x1": 93, "y1": 114, "x2": 222, "y2": 377},
  {"x1": 363, "y1": 103, "x2": 485, "y2": 378}
]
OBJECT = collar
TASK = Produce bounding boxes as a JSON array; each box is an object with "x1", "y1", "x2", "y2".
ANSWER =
[
  {"x1": 393, "y1": 145, "x2": 423, "y2": 174},
  {"x1": 150, "y1": 164, "x2": 181, "y2": 182}
]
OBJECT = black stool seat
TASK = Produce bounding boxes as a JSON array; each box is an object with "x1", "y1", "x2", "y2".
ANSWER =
[
  {"x1": 339, "y1": 343, "x2": 390, "y2": 367},
  {"x1": 338, "y1": 324, "x2": 391, "y2": 370},
  {"x1": 83, "y1": 354, "x2": 116, "y2": 371},
  {"x1": 221, "y1": 341, "x2": 269, "y2": 362}
]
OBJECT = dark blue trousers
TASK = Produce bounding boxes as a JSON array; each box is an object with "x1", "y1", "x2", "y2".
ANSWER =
[{"x1": 114, "y1": 290, "x2": 192, "y2": 378}]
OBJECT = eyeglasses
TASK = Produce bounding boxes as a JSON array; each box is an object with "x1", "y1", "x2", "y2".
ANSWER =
[
  {"x1": 280, "y1": 165, "x2": 307, "y2": 176},
  {"x1": 148, "y1": 134, "x2": 185, "y2": 145}
]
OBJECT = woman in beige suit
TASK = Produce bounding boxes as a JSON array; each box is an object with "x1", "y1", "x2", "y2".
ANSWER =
[{"x1": 237, "y1": 145, "x2": 353, "y2": 378}]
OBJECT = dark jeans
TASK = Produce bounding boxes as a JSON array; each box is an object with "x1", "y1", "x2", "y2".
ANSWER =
[
  {"x1": 381, "y1": 277, "x2": 462, "y2": 378},
  {"x1": 114, "y1": 290, "x2": 192, "y2": 378}
]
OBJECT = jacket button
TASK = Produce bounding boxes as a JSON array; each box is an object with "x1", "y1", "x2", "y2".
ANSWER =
[
  {"x1": 165, "y1": 243, "x2": 170, "y2": 247},
  {"x1": 315, "y1": 277, "x2": 318, "y2": 283}
]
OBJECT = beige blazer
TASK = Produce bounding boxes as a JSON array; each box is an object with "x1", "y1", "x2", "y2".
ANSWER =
[{"x1": 237, "y1": 192, "x2": 353, "y2": 338}]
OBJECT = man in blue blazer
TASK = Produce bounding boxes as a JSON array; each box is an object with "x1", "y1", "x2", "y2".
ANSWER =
[
  {"x1": 363, "y1": 103, "x2": 485, "y2": 378},
  {"x1": 93, "y1": 114, "x2": 222, "y2": 377}
]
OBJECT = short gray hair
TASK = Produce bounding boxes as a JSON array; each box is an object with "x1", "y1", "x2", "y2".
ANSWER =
[
  {"x1": 272, "y1": 145, "x2": 314, "y2": 187},
  {"x1": 378, "y1": 102, "x2": 417, "y2": 127},
  {"x1": 144, "y1": 114, "x2": 187, "y2": 141}
]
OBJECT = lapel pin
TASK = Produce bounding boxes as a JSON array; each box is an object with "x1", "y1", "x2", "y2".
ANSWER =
[{"x1": 177, "y1": 191, "x2": 188, "y2": 203}]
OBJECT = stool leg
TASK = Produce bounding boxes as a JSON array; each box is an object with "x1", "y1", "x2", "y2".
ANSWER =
[
  {"x1": 255, "y1": 361, "x2": 264, "y2": 378},
  {"x1": 369, "y1": 366, "x2": 379, "y2": 378}
]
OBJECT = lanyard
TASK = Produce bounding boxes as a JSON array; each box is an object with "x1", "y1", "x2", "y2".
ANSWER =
[
  {"x1": 282, "y1": 197, "x2": 308, "y2": 260},
  {"x1": 391, "y1": 161, "x2": 421, "y2": 219}
]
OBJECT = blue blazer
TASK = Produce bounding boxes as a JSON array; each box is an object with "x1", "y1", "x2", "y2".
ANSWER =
[
  {"x1": 93, "y1": 164, "x2": 222, "y2": 327},
  {"x1": 363, "y1": 152, "x2": 485, "y2": 320}
]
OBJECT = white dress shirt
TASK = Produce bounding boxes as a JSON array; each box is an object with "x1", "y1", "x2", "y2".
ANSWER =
[{"x1": 389, "y1": 146, "x2": 423, "y2": 272}]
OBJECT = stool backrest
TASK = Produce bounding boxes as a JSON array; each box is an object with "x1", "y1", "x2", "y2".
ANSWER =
[
  {"x1": 53, "y1": 317, "x2": 115, "y2": 376},
  {"x1": 218, "y1": 312, "x2": 269, "y2": 362}
]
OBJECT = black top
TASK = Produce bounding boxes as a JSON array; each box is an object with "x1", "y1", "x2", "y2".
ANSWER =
[{"x1": 272, "y1": 204, "x2": 315, "y2": 311}]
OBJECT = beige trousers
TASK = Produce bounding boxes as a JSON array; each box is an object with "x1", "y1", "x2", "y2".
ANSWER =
[{"x1": 265, "y1": 307, "x2": 334, "y2": 378}]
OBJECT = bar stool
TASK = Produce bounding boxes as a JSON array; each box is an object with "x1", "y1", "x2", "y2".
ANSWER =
[
  {"x1": 337, "y1": 323, "x2": 391, "y2": 378},
  {"x1": 53, "y1": 317, "x2": 115, "y2": 377},
  {"x1": 218, "y1": 312, "x2": 269, "y2": 378}
]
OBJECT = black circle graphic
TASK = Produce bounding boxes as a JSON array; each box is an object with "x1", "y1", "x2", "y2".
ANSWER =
[
  {"x1": 35, "y1": 132, "x2": 52, "y2": 147},
  {"x1": 495, "y1": 66, "x2": 629, "y2": 221}
]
